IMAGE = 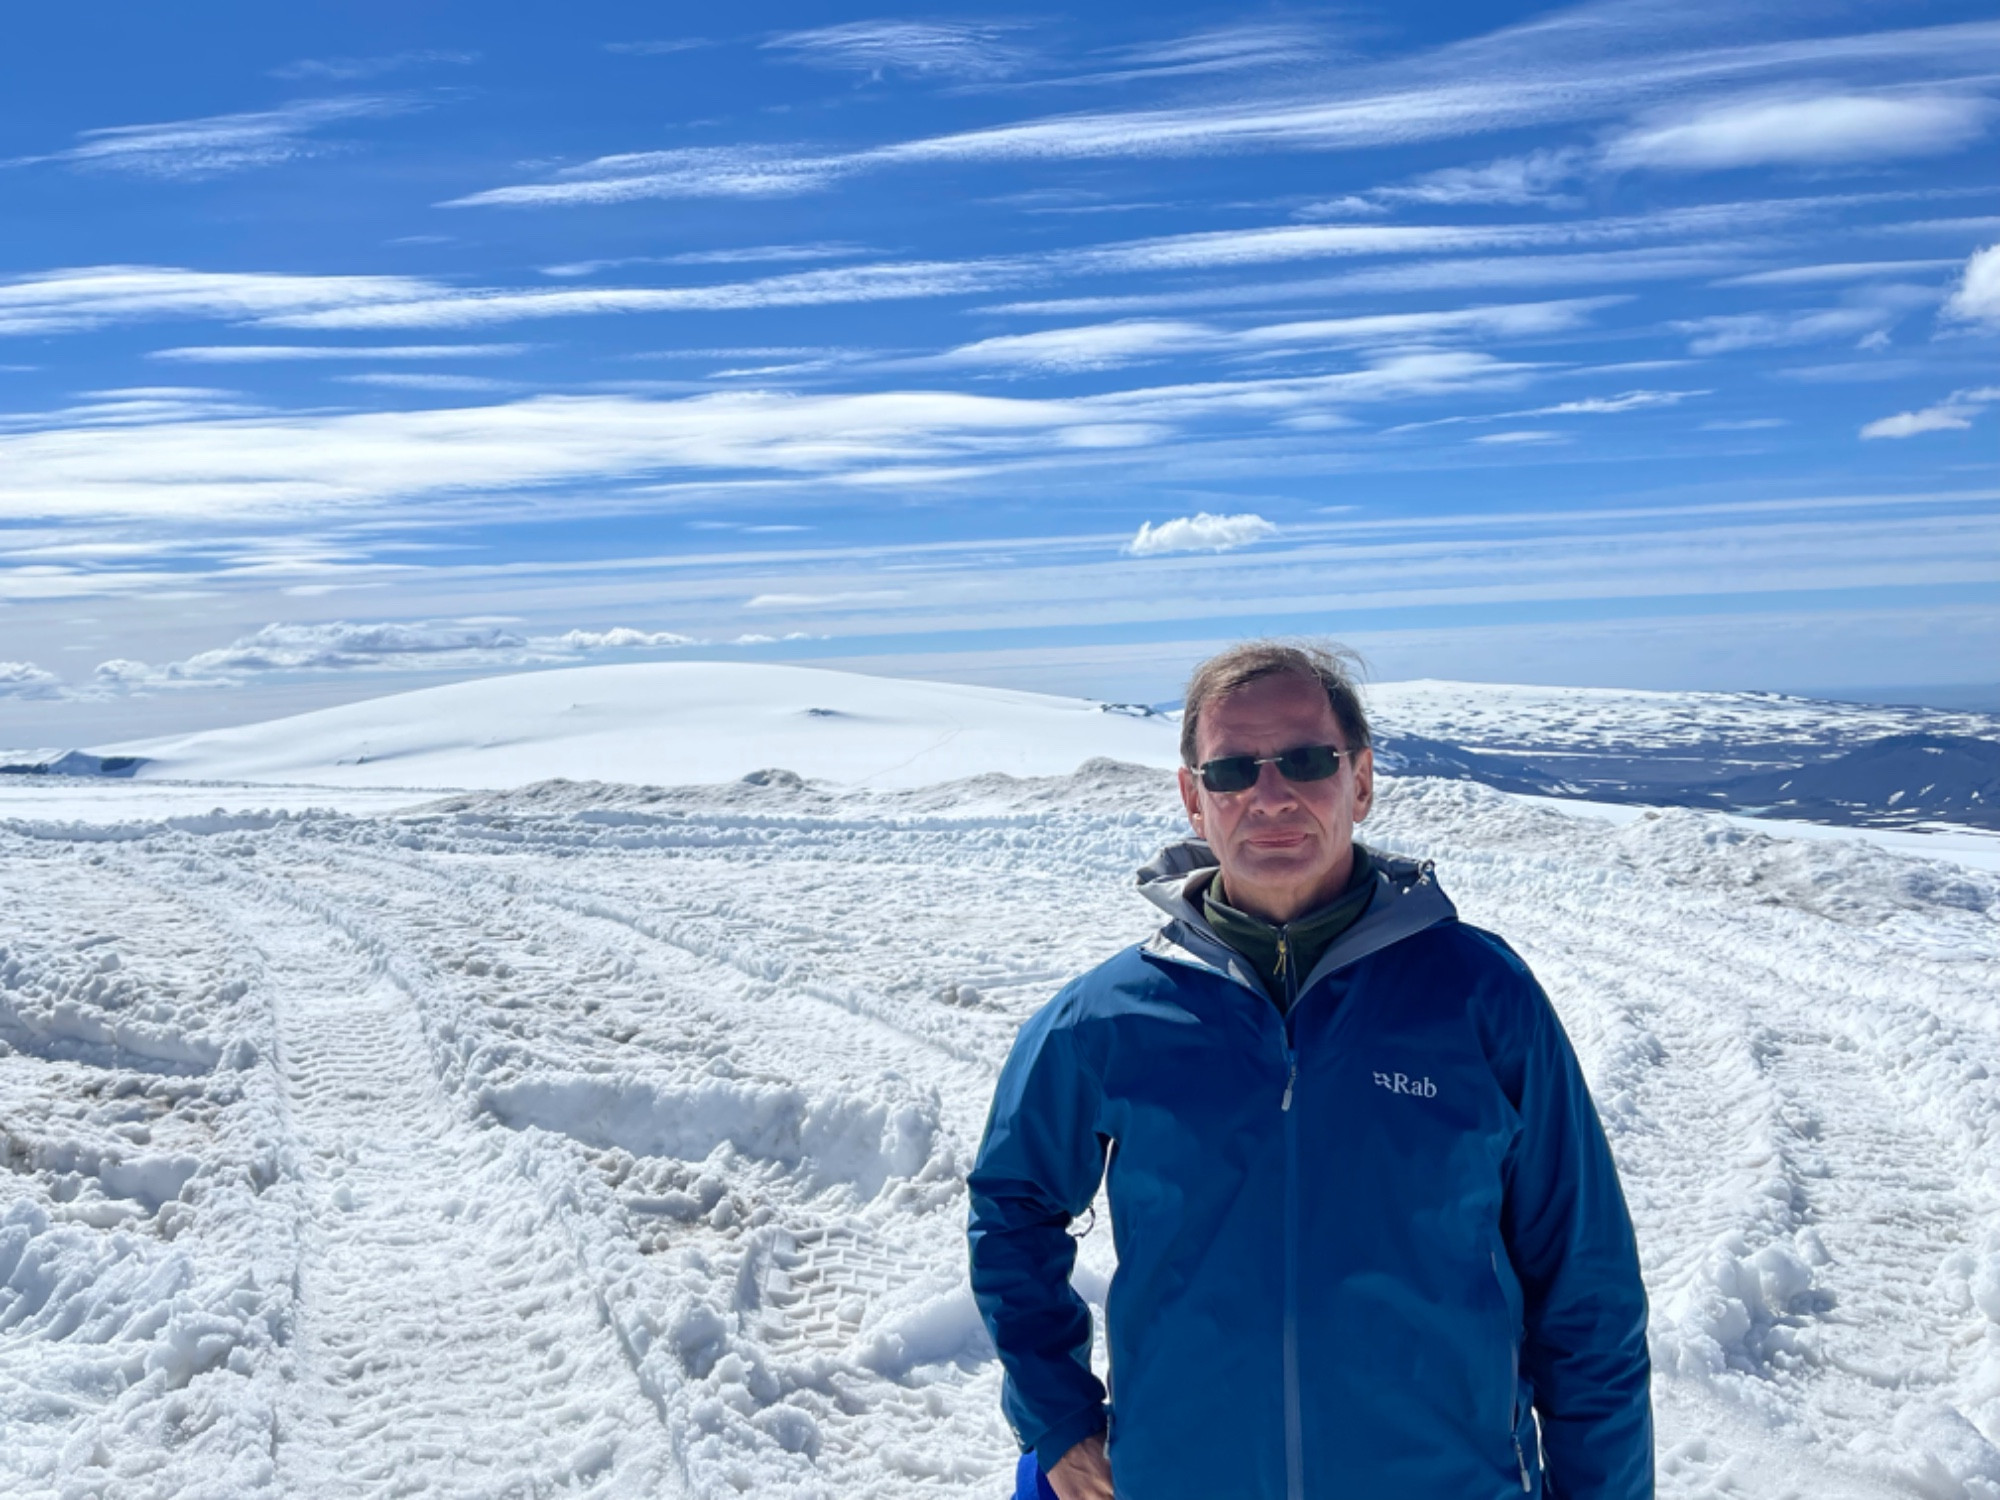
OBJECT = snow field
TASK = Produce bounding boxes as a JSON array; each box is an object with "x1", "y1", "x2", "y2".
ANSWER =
[{"x1": 2, "y1": 762, "x2": 1998, "y2": 1498}]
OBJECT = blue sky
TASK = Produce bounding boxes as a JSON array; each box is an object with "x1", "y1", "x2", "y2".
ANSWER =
[{"x1": 2, "y1": 0, "x2": 1997, "y2": 741}]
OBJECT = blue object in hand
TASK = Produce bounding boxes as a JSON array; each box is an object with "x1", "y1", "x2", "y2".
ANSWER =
[{"x1": 1013, "y1": 1452, "x2": 1059, "y2": 1500}]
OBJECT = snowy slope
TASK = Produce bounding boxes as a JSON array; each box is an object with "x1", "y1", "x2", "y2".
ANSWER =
[
  {"x1": 4, "y1": 763, "x2": 2000, "y2": 1500},
  {"x1": 94, "y1": 662, "x2": 1181, "y2": 790}
]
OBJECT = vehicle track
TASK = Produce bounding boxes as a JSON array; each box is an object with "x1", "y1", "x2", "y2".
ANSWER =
[{"x1": 163, "y1": 848, "x2": 682, "y2": 1500}]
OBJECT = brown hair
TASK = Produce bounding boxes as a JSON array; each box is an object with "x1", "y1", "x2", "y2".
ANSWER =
[{"x1": 1179, "y1": 640, "x2": 1371, "y2": 765}]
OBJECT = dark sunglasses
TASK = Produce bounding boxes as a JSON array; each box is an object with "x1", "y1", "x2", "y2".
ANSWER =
[{"x1": 1194, "y1": 743, "x2": 1350, "y2": 794}]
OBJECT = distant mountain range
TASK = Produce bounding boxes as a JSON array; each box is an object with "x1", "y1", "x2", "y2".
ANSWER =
[
  {"x1": 4, "y1": 671, "x2": 1997, "y2": 831},
  {"x1": 1375, "y1": 731, "x2": 2000, "y2": 831}
]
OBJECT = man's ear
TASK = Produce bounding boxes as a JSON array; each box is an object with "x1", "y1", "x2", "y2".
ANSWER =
[
  {"x1": 1177, "y1": 765, "x2": 1204, "y2": 833},
  {"x1": 1350, "y1": 746, "x2": 1375, "y2": 824}
]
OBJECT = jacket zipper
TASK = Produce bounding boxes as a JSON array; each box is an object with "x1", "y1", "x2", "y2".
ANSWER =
[
  {"x1": 1494, "y1": 1248, "x2": 1530, "y2": 1493},
  {"x1": 1279, "y1": 933, "x2": 1304, "y2": 1500}
]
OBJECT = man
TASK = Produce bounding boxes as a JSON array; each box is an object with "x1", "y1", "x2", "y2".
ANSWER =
[{"x1": 967, "y1": 642, "x2": 1651, "y2": 1500}]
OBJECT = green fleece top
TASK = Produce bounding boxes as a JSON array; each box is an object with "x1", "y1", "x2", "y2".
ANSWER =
[{"x1": 1201, "y1": 845, "x2": 1376, "y2": 1012}]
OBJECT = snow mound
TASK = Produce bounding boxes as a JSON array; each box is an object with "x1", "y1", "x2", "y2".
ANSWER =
[{"x1": 98, "y1": 662, "x2": 1181, "y2": 791}]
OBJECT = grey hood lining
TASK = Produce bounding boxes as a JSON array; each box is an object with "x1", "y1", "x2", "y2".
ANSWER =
[{"x1": 1135, "y1": 839, "x2": 1456, "y2": 1002}]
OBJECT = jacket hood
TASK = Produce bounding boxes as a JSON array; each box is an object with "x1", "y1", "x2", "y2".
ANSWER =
[{"x1": 1135, "y1": 838, "x2": 1456, "y2": 1001}]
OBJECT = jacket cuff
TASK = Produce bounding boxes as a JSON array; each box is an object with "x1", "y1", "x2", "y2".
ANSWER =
[{"x1": 1032, "y1": 1403, "x2": 1109, "y2": 1475}]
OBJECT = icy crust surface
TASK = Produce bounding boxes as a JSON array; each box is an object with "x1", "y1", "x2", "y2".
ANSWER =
[{"x1": 2, "y1": 763, "x2": 1999, "y2": 1499}]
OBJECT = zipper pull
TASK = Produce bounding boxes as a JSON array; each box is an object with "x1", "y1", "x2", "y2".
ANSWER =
[
  {"x1": 1280, "y1": 1058, "x2": 1297, "y2": 1111},
  {"x1": 1514, "y1": 1437, "x2": 1530, "y2": 1493},
  {"x1": 1275, "y1": 932, "x2": 1288, "y2": 979}
]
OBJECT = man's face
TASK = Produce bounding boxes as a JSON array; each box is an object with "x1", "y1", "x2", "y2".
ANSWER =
[{"x1": 1176, "y1": 672, "x2": 1374, "y2": 923}]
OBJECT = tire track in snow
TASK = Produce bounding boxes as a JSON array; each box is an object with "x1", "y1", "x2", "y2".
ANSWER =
[
  {"x1": 204, "y1": 833, "x2": 1017, "y2": 1499},
  {"x1": 164, "y1": 849, "x2": 681, "y2": 1500}
]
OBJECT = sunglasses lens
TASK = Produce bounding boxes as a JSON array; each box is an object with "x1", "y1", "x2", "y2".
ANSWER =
[
  {"x1": 1199, "y1": 756, "x2": 1259, "y2": 793},
  {"x1": 1274, "y1": 745, "x2": 1342, "y2": 782}
]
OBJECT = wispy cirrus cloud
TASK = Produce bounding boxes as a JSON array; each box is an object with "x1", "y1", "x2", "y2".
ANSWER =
[
  {"x1": 929, "y1": 299, "x2": 1616, "y2": 373},
  {"x1": 1674, "y1": 305, "x2": 1896, "y2": 355},
  {"x1": 151, "y1": 343, "x2": 528, "y2": 363},
  {"x1": 0, "y1": 351, "x2": 1536, "y2": 527},
  {"x1": 270, "y1": 50, "x2": 476, "y2": 82},
  {"x1": 764, "y1": 20, "x2": 1029, "y2": 79},
  {"x1": 1384, "y1": 388, "x2": 1708, "y2": 436},
  {"x1": 449, "y1": 15, "x2": 2000, "y2": 206},
  {"x1": 990, "y1": 244, "x2": 1766, "y2": 317},
  {"x1": 0, "y1": 266, "x2": 444, "y2": 338},
  {"x1": 0, "y1": 197, "x2": 1883, "y2": 346},
  {"x1": 15, "y1": 96, "x2": 416, "y2": 179},
  {"x1": 541, "y1": 244, "x2": 865, "y2": 277},
  {"x1": 447, "y1": 145, "x2": 852, "y2": 207},
  {"x1": 1715, "y1": 258, "x2": 1964, "y2": 287},
  {"x1": 1603, "y1": 91, "x2": 1993, "y2": 172},
  {"x1": 1300, "y1": 149, "x2": 1585, "y2": 218}
]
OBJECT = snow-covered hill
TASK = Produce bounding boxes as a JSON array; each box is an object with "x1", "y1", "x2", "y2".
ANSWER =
[{"x1": 88, "y1": 662, "x2": 1181, "y2": 790}]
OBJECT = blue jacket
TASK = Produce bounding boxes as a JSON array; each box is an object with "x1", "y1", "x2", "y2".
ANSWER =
[{"x1": 967, "y1": 842, "x2": 1651, "y2": 1500}]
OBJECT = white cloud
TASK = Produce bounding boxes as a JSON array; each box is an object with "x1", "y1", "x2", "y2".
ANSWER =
[
  {"x1": 1605, "y1": 92, "x2": 1992, "y2": 172},
  {"x1": 1349, "y1": 149, "x2": 1584, "y2": 210},
  {"x1": 261, "y1": 260, "x2": 1021, "y2": 327},
  {"x1": 1944, "y1": 244, "x2": 2000, "y2": 326},
  {"x1": 152, "y1": 343, "x2": 527, "y2": 362},
  {"x1": 991, "y1": 246, "x2": 1761, "y2": 318},
  {"x1": 603, "y1": 39, "x2": 712, "y2": 57},
  {"x1": 442, "y1": 13, "x2": 2000, "y2": 208},
  {"x1": 937, "y1": 320, "x2": 1209, "y2": 372},
  {"x1": 1717, "y1": 259, "x2": 1962, "y2": 287},
  {"x1": 1114, "y1": 22, "x2": 1328, "y2": 72},
  {"x1": 1860, "y1": 385, "x2": 2000, "y2": 439},
  {"x1": 1674, "y1": 305, "x2": 1891, "y2": 355},
  {"x1": 745, "y1": 591, "x2": 903, "y2": 608},
  {"x1": 0, "y1": 390, "x2": 1110, "y2": 521},
  {"x1": 336, "y1": 372, "x2": 521, "y2": 392},
  {"x1": 446, "y1": 146, "x2": 853, "y2": 208},
  {"x1": 0, "y1": 266, "x2": 445, "y2": 338},
  {"x1": 0, "y1": 660, "x2": 63, "y2": 700},
  {"x1": 271, "y1": 51, "x2": 475, "y2": 82},
  {"x1": 1524, "y1": 390, "x2": 1705, "y2": 415},
  {"x1": 549, "y1": 627, "x2": 696, "y2": 649},
  {"x1": 0, "y1": 386, "x2": 266, "y2": 431},
  {"x1": 542, "y1": 244, "x2": 863, "y2": 277},
  {"x1": 93, "y1": 619, "x2": 708, "y2": 690},
  {"x1": 932, "y1": 299, "x2": 1613, "y2": 372},
  {"x1": 1127, "y1": 512, "x2": 1276, "y2": 556},
  {"x1": 26, "y1": 96, "x2": 414, "y2": 179},
  {"x1": 1475, "y1": 430, "x2": 1563, "y2": 444},
  {"x1": 765, "y1": 21, "x2": 1027, "y2": 79}
]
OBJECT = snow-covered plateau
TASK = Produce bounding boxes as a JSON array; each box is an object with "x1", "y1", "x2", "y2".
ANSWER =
[{"x1": 3, "y1": 664, "x2": 1999, "y2": 1500}]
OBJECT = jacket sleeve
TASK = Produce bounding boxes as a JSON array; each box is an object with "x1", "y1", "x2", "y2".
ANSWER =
[
  {"x1": 966, "y1": 991, "x2": 1111, "y2": 1473},
  {"x1": 1501, "y1": 973, "x2": 1653, "y2": 1500}
]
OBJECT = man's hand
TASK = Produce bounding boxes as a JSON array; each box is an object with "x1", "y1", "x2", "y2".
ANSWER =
[{"x1": 1046, "y1": 1431, "x2": 1113, "y2": 1500}]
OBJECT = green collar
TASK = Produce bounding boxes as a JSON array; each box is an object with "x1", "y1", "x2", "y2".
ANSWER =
[{"x1": 1201, "y1": 847, "x2": 1376, "y2": 1011}]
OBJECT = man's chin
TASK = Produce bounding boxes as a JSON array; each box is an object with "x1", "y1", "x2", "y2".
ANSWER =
[{"x1": 1231, "y1": 848, "x2": 1330, "y2": 881}]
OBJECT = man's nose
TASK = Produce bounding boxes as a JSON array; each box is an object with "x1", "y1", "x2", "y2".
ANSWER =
[{"x1": 1244, "y1": 759, "x2": 1298, "y2": 804}]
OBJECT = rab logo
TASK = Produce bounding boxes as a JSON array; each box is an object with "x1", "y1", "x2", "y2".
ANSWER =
[{"x1": 1374, "y1": 1071, "x2": 1437, "y2": 1098}]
